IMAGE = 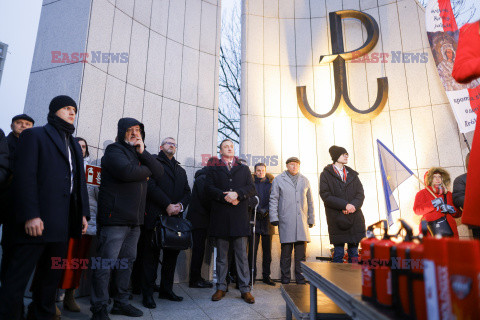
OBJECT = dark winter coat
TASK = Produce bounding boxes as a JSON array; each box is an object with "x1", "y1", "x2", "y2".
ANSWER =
[
  {"x1": 250, "y1": 174, "x2": 274, "y2": 236},
  {"x1": 97, "y1": 118, "x2": 164, "y2": 227},
  {"x1": 0, "y1": 129, "x2": 10, "y2": 225},
  {"x1": 144, "y1": 151, "x2": 191, "y2": 230},
  {"x1": 319, "y1": 165, "x2": 366, "y2": 244},
  {"x1": 6, "y1": 132, "x2": 18, "y2": 170},
  {"x1": 205, "y1": 157, "x2": 256, "y2": 237},
  {"x1": 186, "y1": 167, "x2": 211, "y2": 230},
  {"x1": 11, "y1": 124, "x2": 90, "y2": 243},
  {"x1": 452, "y1": 173, "x2": 467, "y2": 209}
]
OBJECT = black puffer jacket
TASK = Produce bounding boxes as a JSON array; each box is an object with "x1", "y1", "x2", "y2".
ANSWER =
[
  {"x1": 319, "y1": 165, "x2": 366, "y2": 244},
  {"x1": 452, "y1": 173, "x2": 467, "y2": 209},
  {"x1": 97, "y1": 118, "x2": 164, "y2": 227},
  {"x1": 144, "y1": 151, "x2": 191, "y2": 230},
  {"x1": 186, "y1": 167, "x2": 211, "y2": 229}
]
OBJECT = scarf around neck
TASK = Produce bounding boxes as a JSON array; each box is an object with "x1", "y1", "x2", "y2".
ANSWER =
[{"x1": 47, "y1": 113, "x2": 75, "y2": 136}]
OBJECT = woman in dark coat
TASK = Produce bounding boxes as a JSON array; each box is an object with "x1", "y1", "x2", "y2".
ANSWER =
[{"x1": 319, "y1": 146, "x2": 366, "y2": 263}]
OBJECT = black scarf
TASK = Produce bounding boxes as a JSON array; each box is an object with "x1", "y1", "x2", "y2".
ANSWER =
[{"x1": 47, "y1": 113, "x2": 75, "y2": 136}]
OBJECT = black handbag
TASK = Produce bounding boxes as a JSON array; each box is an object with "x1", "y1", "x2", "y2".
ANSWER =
[
  {"x1": 152, "y1": 215, "x2": 193, "y2": 250},
  {"x1": 427, "y1": 215, "x2": 454, "y2": 237}
]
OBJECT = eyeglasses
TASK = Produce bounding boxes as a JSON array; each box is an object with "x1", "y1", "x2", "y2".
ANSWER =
[{"x1": 164, "y1": 142, "x2": 177, "y2": 147}]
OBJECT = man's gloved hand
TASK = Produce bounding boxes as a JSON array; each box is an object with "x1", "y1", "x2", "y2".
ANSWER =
[
  {"x1": 309, "y1": 224, "x2": 314, "y2": 228},
  {"x1": 271, "y1": 221, "x2": 279, "y2": 227}
]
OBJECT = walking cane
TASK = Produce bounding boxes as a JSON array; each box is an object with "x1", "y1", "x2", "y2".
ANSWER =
[{"x1": 250, "y1": 196, "x2": 260, "y2": 290}]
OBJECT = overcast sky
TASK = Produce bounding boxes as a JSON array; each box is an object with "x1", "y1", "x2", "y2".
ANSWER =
[
  {"x1": 0, "y1": 0, "x2": 236, "y2": 134},
  {"x1": 0, "y1": 0, "x2": 42, "y2": 133}
]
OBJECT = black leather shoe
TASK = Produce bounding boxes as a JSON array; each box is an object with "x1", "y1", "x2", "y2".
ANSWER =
[
  {"x1": 110, "y1": 303, "x2": 143, "y2": 317},
  {"x1": 142, "y1": 295, "x2": 156, "y2": 309},
  {"x1": 189, "y1": 279, "x2": 214, "y2": 288},
  {"x1": 262, "y1": 277, "x2": 276, "y2": 286},
  {"x1": 159, "y1": 290, "x2": 184, "y2": 301},
  {"x1": 91, "y1": 305, "x2": 111, "y2": 320}
]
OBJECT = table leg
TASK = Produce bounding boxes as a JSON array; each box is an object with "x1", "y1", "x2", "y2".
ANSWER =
[
  {"x1": 286, "y1": 304, "x2": 292, "y2": 320},
  {"x1": 310, "y1": 284, "x2": 317, "y2": 320}
]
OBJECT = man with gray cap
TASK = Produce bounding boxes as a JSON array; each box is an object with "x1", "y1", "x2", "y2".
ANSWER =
[
  {"x1": 319, "y1": 146, "x2": 365, "y2": 263},
  {"x1": 269, "y1": 157, "x2": 314, "y2": 284}
]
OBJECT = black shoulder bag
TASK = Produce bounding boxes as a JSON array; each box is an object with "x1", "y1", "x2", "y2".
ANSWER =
[{"x1": 152, "y1": 215, "x2": 193, "y2": 251}]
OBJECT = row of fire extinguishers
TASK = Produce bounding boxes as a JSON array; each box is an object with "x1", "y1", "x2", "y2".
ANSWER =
[{"x1": 360, "y1": 219, "x2": 480, "y2": 320}]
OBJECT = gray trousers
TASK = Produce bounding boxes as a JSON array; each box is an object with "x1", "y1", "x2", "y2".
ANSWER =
[
  {"x1": 90, "y1": 226, "x2": 140, "y2": 312},
  {"x1": 280, "y1": 241, "x2": 306, "y2": 283},
  {"x1": 215, "y1": 237, "x2": 250, "y2": 293}
]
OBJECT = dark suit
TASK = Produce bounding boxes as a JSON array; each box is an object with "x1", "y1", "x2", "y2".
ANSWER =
[
  {"x1": 141, "y1": 151, "x2": 191, "y2": 297},
  {"x1": 205, "y1": 157, "x2": 256, "y2": 293},
  {"x1": 186, "y1": 167, "x2": 211, "y2": 283},
  {"x1": 0, "y1": 124, "x2": 89, "y2": 320}
]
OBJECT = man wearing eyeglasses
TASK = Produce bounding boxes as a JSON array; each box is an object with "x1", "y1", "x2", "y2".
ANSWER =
[
  {"x1": 140, "y1": 137, "x2": 191, "y2": 308},
  {"x1": 90, "y1": 118, "x2": 163, "y2": 320}
]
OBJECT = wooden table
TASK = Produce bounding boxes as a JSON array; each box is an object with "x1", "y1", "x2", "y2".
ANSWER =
[{"x1": 302, "y1": 262, "x2": 400, "y2": 320}]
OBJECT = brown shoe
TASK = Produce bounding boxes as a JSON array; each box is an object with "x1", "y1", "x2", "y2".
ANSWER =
[
  {"x1": 211, "y1": 290, "x2": 226, "y2": 301},
  {"x1": 241, "y1": 292, "x2": 255, "y2": 304},
  {"x1": 63, "y1": 288, "x2": 81, "y2": 312}
]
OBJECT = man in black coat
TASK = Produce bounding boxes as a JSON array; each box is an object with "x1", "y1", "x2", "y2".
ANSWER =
[
  {"x1": 320, "y1": 146, "x2": 365, "y2": 263},
  {"x1": 0, "y1": 114, "x2": 35, "y2": 281},
  {"x1": 187, "y1": 165, "x2": 213, "y2": 288},
  {"x1": 141, "y1": 137, "x2": 191, "y2": 309},
  {"x1": 452, "y1": 153, "x2": 478, "y2": 238},
  {"x1": 248, "y1": 163, "x2": 275, "y2": 286},
  {"x1": 0, "y1": 129, "x2": 9, "y2": 201},
  {"x1": 90, "y1": 118, "x2": 163, "y2": 320},
  {"x1": 206, "y1": 139, "x2": 256, "y2": 304},
  {"x1": 0, "y1": 96, "x2": 89, "y2": 320}
]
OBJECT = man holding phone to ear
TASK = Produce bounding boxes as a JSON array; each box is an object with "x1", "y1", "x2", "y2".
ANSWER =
[{"x1": 90, "y1": 118, "x2": 163, "y2": 320}]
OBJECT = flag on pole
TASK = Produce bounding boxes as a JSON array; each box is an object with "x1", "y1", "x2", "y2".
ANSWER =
[{"x1": 377, "y1": 140, "x2": 414, "y2": 226}]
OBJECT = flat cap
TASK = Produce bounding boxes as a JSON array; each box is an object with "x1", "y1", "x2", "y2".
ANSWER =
[{"x1": 286, "y1": 157, "x2": 301, "y2": 165}]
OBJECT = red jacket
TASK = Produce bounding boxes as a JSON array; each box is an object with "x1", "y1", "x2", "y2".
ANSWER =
[
  {"x1": 452, "y1": 21, "x2": 480, "y2": 84},
  {"x1": 413, "y1": 188, "x2": 461, "y2": 238}
]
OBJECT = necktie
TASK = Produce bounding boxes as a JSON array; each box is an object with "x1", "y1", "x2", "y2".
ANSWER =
[{"x1": 228, "y1": 162, "x2": 232, "y2": 171}]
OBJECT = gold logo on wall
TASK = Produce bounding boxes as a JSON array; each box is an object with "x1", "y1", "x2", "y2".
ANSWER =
[{"x1": 297, "y1": 10, "x2": 388, "y2": 123}]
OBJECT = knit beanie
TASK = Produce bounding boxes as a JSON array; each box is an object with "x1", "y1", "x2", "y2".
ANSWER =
[
  {"x1": 329, "y1": 145, "x2": 348, "y2": 163},
  {"x1": 48, "y1": 95, "x2": 77, "y2": 115}
]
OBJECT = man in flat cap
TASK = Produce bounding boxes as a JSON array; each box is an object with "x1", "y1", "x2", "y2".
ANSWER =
[
  {"x1": 319, "y1": 146, "x2": 365, "y2": 263},
  {"x1": 0, "y1": 114, "x2": 35, "y2": 285},
  {"x1": 269, "y1": 157, "x2": 314, "y2": 284},
  {"x1": 6, "y1": 114, "x2": 35, "y2": 169},
  {"x1": 0, "y1": 96, "x2": 89, "y2": 320}
]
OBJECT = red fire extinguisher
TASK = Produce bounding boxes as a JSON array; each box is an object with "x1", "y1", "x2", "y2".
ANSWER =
[
  {"x1": 423, "y1": 236, "x2": 453, "y2": 320},
  {"x1": 372, "y1": 220, "x2": 395, "y2": 307},
  {"x1": 447, "y1": 239, "x2": 480, "y2": 319},
  {"x1": 360, "y1": 221, "x2": 381, "y2": 301},
  {"x1": 391, "y1": 220, "x2": 428, "y2": 320}
]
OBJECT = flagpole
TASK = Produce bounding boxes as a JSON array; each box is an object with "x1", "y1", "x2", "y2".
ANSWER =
[{"x1": 412, "y1": 173, "x2": 438, "y2": 198}]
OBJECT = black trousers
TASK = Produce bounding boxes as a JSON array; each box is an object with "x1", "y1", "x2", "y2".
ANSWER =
[
  {"x1": 0, "y1": 241, "x2": 68, "y2": 320},
  {"x1": 280, "y1": 241, "x2": 306, "y2": 283},
  {"x1": 141, "y1": 230, "x2": 180, "y2": 297},
  {"x1": 189, "y1": 228, "x2": 208, "y2": 282},
  {"x1": 248, "y1": 233, "x2": 272, "y2": 280}
]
